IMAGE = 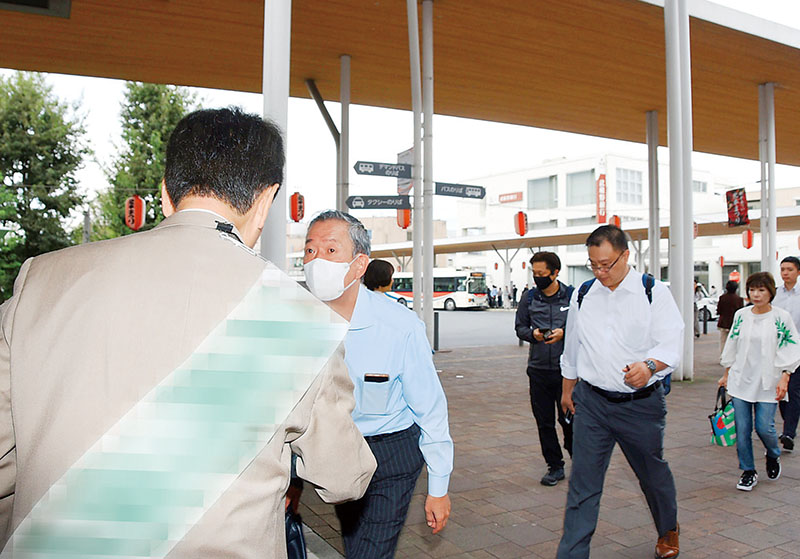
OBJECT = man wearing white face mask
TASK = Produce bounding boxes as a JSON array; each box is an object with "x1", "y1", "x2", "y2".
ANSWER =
[{"x1": 304, "y1": 210, "x2": 454, "y2": 559}]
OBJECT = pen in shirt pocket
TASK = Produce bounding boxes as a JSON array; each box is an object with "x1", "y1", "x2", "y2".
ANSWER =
[{"x1": 364, "y1": 373, "x2": 389, "y2": 383}]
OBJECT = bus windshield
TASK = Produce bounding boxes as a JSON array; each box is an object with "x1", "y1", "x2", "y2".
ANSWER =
[{"x1": 467, "y1": 276, "x2": 486, "y2": 294}]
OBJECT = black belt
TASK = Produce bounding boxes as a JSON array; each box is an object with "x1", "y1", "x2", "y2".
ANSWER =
[
  {"x1": 588, "y1": 380, "x2": 661, "y2": 403},
  {"x1": 364, "y1": 424, "x2": 418, "y2": 443}
]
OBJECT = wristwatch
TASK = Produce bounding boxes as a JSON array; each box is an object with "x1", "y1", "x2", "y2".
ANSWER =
[{"x1": 644, "y1": 359, "x2": 657, "y2": 374}]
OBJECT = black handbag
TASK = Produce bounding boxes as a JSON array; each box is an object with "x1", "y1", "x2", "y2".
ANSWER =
[{"x1": 285, "y1": 509, "x2": 307, "y2": 559}]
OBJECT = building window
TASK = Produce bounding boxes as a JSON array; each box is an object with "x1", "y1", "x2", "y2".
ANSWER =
[
  {"x1": 530, "y1": 219, "x2": 558, "y2": 230},
  {"x1": 566, "y1": 216, "x2": 598, "y2": 227},
  {"x1": 692, "y1": 180, "x2": 708, "y2": 193},
  {"x1": 569, "y1": 265, "x2": 594, "y2": 286},
  {"x1": 616, "y1": 168, "x2": 643, "y2": 204},
  {"x1": 463, "y1": 227, "x2": 485, "y2": 236},
  {"x1": 567, "y1": 169, "x2": 595, "y2": 206},
  {"x1": 527, "y1": 175, "x2": 557, "y2": 209}
]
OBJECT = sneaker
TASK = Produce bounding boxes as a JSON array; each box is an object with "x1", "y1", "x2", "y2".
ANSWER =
[
  {"x1": 780, "y1": 435, "x2": 795, "y2": 453},
  {"x1": 767, "y1": 456, "x2": 782, "y2": 480},
  {"x1": 737, "y1": 470, "x2": 758, "y2": 491},
  {"x1": 540, "y1": 466, "x2": 565, "y2": 486}
]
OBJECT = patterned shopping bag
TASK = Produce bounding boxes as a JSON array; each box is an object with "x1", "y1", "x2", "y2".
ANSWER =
[{"x1": 709, "y1": 386, "x2": 736, "y2": 447}]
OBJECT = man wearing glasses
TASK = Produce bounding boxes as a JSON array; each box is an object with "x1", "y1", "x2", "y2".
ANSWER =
[{"x1": 557, "y1": 225, "x2": 683, "y2": 559}]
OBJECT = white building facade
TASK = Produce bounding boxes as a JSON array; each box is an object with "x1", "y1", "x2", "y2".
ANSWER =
[{"x1": 448, "y1": 153, "x2": 800, "y2": 296}]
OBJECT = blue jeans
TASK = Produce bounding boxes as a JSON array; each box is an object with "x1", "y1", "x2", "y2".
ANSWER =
[{"x1": 731, "y1": 397, "x2": 780, "y2": 471}]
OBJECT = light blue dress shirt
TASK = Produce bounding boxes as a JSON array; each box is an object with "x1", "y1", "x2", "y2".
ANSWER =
[
  {"x1": 344, "y1": 285, "x2": 454, "y2": 497},
  {"x1": 774, "y1": 283, "x2": 800, "y2": 334}
]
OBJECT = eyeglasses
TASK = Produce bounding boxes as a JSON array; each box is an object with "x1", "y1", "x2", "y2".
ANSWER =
[{"x1": 586, "y1": 251, "x2": 625, "y2": 273}]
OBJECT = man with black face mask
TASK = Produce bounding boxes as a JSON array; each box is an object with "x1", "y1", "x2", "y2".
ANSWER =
[{"x1": 514, "y1": 251, "x2": 574, "y2": 486}]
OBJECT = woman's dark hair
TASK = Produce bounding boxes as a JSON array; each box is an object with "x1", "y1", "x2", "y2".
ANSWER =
[
  {"x1": 364, "y1": 259, "x2": 394, "y2": 291},
  {"x1": 745, "y1": 272, "x2": 776, "y2": 302},
  {"x1": 586, "y1": 225, "x2": 628, "y2": 252},
  {"x1": 164, "y1": 107, "x2": 284, "y2": 214},
  {"x1": 725, "y1": 280, "x2": 739, "y2": 294},
  {"x1": 530, "y1": 251, "x2": 561, "y2": 274}
]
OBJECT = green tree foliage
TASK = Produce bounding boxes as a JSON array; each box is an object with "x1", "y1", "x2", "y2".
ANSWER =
[
  {"x1": 0, "y1": 72, "x2": 88, "y2": 301},
  {"x1": 92, "y1": 83, "x2": 195, "y2": 239}
]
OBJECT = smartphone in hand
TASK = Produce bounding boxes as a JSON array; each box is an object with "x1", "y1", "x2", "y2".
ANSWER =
[
  {"x1": 564, "y1": 409, "x2": 574, "y2": 424},
  {"x1": 540, "y1": 328, "x2": 553, "y2": 340}
]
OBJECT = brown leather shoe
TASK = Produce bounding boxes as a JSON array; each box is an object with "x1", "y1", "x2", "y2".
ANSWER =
[{"x1": 655, "y1": 524, "x2": 679, "y2": 558}]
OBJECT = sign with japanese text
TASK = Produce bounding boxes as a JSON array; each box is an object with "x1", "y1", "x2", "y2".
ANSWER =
[
  {"x1": 499, "y1": 192, "x2": 523, "y2": 204},
  {"x1": 354, "y1": 161, "x2": 412, "y2": 179},
  {"x1": 726, "y1": 188, "x2": 750, "y2": 226},
  {"x1": 346, "y1": 195, "x2": 411, "y2": 210},
  {"x1": 596, "y1": 174, "x2": 607, "y2": 223}
]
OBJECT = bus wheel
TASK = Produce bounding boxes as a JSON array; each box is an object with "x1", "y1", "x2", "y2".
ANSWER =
[
  {"x1": 444, "y1": 298, "x2": 456, "y2": 311},
  {"x1": 398, "y1": 298, "x2": 408, "y2": 307}
]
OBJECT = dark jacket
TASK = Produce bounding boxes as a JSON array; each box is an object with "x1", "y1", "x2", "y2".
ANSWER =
[
  {"x1": 717, "y1": 292, "x2": 744, "y2": 329},
  {"x1": 514, "y1": 281, "x2": 572, "y2": 370}
]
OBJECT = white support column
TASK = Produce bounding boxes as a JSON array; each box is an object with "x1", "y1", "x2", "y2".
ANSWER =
[
  {"x1": 422, "y1": 0, "x2": 434, "y2": 339},
  {"x1": 665, "y1": 0, "x2": 694, "y2": 381},
  {"x1": 646, "y1": 110, "x2": 660, "y2": 278},
  {"x1": 678, "y1": 0, "x2": 694, "y2": 380},
  {"x1": 759, "y1": 82, "x2": 778, "y2": 276},
  {"x1": 261, "y1": 0, "x2": 291, "y2": 269},
  {"x1": 406, "y1": 0, "x2": 423, "y2": 318},
  {"x1": 340, "y1": 54, "x2": 351, "y2": 213}
]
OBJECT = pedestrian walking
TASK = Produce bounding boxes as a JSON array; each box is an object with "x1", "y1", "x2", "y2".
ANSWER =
[
  {"x1": 774, "y1": 256, "x2": 800, "y2": 453},
  {"x1": 558, "y1": 225, "x2": 683, "y2": 559},
  {"x1": 514, "y1": 251, "x2": 573, "y2": 486},
  {"x1": 304, "y1": 211, "x2": 454, "y2": 559},
  {"x1": 719, "y1": 271, "x2": 800, "y2": 491},
  {"x1": 717, "y1": 280, "x2": 744, "y2": 354}
]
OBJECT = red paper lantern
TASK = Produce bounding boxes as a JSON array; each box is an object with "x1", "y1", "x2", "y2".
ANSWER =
[
  {"x1": 125, "y1": 195, "x2": 145, "y2": 231},
  {"x1": 742, "y1": 229, "x2": 753, "y2": 249},
  {"x1": 290, "y1": 192, "x2": 304, "y2": 222},
  {"x1": 719, "y1": 256, "x2": 724, "y2": 267},
  {"x1": 514, "y1": 211, "x2": 528, "y2": 236},
  {"x1": 610, "y1": 215, "x2": 621, "y2": 228},
  {"x1": 729, "y1": 270, "x2": 741, "y2": 282},
  {"x1": 397, "y1": 209, "x2": 411, "y2": 229},
  {"x1": 494, "y1": 262, "x2": 499, "y2": 270},
  {"x1": 522, "y1": 261, "x2": 526, "y2": 269}
]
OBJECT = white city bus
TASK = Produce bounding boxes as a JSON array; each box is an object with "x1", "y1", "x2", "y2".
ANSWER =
[{"x1": 388, "y1": 269, "x2": 488, "y2": 311}]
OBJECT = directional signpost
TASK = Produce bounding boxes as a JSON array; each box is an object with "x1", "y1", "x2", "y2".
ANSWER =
[
  {"x1": 354, "y1": 161, "x2": 412, "y2": 179},
  {"x1": 346, "y1": 195, "x2": 411, "y2": 210},
  {"x1": 434, "y1": 182, "x2": 486, "y2": 199}
]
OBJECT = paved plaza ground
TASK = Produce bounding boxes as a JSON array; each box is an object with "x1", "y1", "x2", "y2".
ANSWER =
[{"x1": 300, "y1": 332, "x2": 800, "y2": 558}]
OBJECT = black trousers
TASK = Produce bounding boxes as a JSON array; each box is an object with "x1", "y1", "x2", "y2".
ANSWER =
[
  {"x1": 528, "y1": 367, "x2": 573, "y2": 469},
  {"x1": 779, "y1": 365, "x2": 800, "y2": 439},
  {"x1": 335, "y1": 424, "x2": 425, "y2": 559}
]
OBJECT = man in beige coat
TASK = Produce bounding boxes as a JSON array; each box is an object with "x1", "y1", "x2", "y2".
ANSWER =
[{"x1": 0, "y1": 107, "x2": 375, "y2": 558}]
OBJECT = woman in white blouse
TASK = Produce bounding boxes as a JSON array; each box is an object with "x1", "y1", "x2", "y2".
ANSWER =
[{"x1": 720, "y1": 272, "x2": 800, "y2": 491}]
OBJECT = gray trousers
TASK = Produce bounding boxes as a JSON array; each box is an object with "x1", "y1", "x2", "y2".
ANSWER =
[{"x1": 557, "y1": 381, "x2": 678, "y2": 559}]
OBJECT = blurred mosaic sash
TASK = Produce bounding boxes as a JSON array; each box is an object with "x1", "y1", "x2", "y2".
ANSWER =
[{"x1": 2, "y1": 263, "x2": 348, "y2": 558}]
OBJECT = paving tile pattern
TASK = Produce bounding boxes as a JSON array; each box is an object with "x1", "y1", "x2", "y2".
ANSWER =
[{"x1": 300, "y1": 335, "x2": 800, "y2": 557}]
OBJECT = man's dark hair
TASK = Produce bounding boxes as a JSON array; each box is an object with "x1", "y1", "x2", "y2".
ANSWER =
[
  {"x1": 746, "y1": 271, "x2": 776, "y2": 301},
  {"x1": 363, "y1": 259, "x2": 394, "y2": 291},
  {"x1": 725, "y1": 280, "x2": 739, "y2": 294},
  {"x1": 530, "y1": 251, "x2": 561, "y2": 274},
  {"x1": 586, "y1": 225, "x2": 628, "y2": 252},
  {"x1": 781, "y1": 256, "x2": 800, "y2": 271},
  {"x1": 164, "y1": 107, "x2": 284, "y2": 214}
]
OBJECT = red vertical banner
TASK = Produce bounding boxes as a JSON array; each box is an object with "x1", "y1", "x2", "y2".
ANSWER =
[
  {"x1": 596, "y1": 174, "x2": 607, "y2": 223},
  {"x1": 725, "y1": 188, "x2": 749, "y2": 226}
]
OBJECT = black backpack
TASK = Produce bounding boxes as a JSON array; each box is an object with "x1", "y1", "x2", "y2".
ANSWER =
[{"x1": 576, "y1": 274, "x2": 670, "y2": 395}]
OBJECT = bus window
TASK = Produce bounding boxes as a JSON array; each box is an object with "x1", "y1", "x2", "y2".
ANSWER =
[
  {"x1": 393, "y1": 277, "x2": 412, "y2": 292},
  {"x1": 468, "y1": 276, "x2": 487, "y2": 294}
]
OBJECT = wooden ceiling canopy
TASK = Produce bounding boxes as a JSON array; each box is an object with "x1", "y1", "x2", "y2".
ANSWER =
[{"x1": 2, "y1": 0, "x2": 799, "y2": 164}]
